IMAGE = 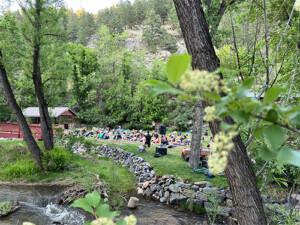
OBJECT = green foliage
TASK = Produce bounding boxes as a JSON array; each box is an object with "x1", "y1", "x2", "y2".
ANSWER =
[
  {"x1": 4, "y1": 162, "x2": 39, "y2": 179},
  {"x1": 43, "y1": 147, "x2": 71, "y2": 171},
  {"x1": 166, "y1": 53, "x2": 191, "y2": 83},
  {"x1": 0, "y1": 201, "x2": 12, "y2": 216},
  {"x1": 144, "y1": 53, "x2": 300, "y2": 168},
  {"x1": 70, "y1": 191, "x2": 132, "y2": 225}
]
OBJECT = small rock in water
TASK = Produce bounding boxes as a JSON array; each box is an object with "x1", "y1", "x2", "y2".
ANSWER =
[
  {"x1": 127, "y1": 197, "x2": 139, "y2": 209},
  {"x1": 0, "y1": 201, "x2": 21, "y2": 217}
]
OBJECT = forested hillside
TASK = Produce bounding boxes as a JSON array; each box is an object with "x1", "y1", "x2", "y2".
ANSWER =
[
  {"x1": 0, "y1": 0, "x2": 195, "y2": 130},
  {"x1": 0, "y1": 0, "x2": 299, "y2": 131}
]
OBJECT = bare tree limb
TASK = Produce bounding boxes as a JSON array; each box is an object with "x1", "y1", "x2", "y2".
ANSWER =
[
  {"x1": 263, "y1": 0, "x2": 270, "y2": 86},
  {"x1": 228, "y1": 0, "x2": 243, "y2": 81},
  {"x1": 287, "y1": 12, "x2": 300, "y2": 103},
  {"x1": 269, "y1": 4, "x2": 295, "y2": 76},
  {"x1": 256, "y1": 161, "x2": 268, "y2": 177},
  {"x1": 260, "y1": 176, "x2": 268, "y2": 192}
]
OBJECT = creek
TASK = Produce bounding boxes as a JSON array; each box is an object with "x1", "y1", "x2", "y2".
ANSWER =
[{"x1": 0, "y1": 185, "x2": 208, "y2": 225}]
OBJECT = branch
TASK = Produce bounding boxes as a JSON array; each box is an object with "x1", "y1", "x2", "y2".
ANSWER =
[
  {"x1": 245, "y1": 117, "x2": 261, "y2": 147},
  {"x1": 270, "y1": 42, "x2": 291, "y2": 87},
  {"x1": 269, "y1": 4, "x2": 295, "y2": 76},
  {"x1": 263, "y1": 0, "x2": 270, "y2": 86},
  {"x1": 228, "y1": 0, "x2": 243, "y2": 81},
  {"x1": 260, "y1": 176, "x2": 268, "y2": 192},
  {"x1": 215, "y1": 0, "x2": 237, "y2": 28},
  {"x1": 286, "y1": 13, "x2": 300, "y2": 103},
  {"x1": 253, "y1": 115, "x2": 300, "y2": 135},
  {"x1": 256, "y1": 161, "x2": 268, "y2": 177}
]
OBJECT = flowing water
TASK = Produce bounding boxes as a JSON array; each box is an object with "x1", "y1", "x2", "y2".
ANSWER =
[{"x1": 0, "y1": 185, "x2": 211, "y2": 225}]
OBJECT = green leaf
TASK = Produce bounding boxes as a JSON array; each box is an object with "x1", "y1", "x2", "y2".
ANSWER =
[
  {"x1": 277, "y1": 147, "x2": 300, "y2": 167},
  {"x1": 242, "y1": 77, "x2": 255, "y2": 89},
  {"x1": 230, "y1": 110, "x2": 250, "y2": 123},
  {"x1": 263, "y1": 87, "x2": 285, "y2": 104},
  {"x1": 116, "y1": 219, "x2": 127, "y2": 225},
  {"x1": 83, "y1": 221, "x2": 92, "y2": 225},
  {"x1": 85, "y1": 191, "x2": 101, "y2": 208},
  {"x1": 95, "y1": 204, "x2": 120, "y2": 219},
  {"x1": 70, "y1": 199, "x2": 94, "y2": 214},
  {"x1": 288, "y1": 111, "x2": 300, "y2": 126},
  {"x1": 259, "y1": 146, "x2": 277, "y2": 161},
  {"x1": 203, "y1": 92, "x2": 221, "y2": 101},
  {"x1": 254, "y1": 126, "x2": 264, "y2": 140},
  {"x1": 243, "y1": 99, "x2": 260, "y2": 113},
  {"x1": 264, "y1": 125, "x2": 285, "y2": 150},
  {"x1": 166, "y1": 53, "x2": 191, "y2": 83},
  {"x1": 149, "y1": 84, "x2": 183, "y2": 97},
  {"x1": 140, "y1": 79, "x2": 171, "y2": 88},
  {"x1": 221, "y1": 122, "x2": 233, "y2": 131},
  {"x1": 266, "y1": 109, "x2": 278, "y2": 123},
  {"x1": 236, "y1": 78, "x2": 255, "y2": 99},
  {"x1": 96, "y1": 204, "x2": 110, "y2": 218}
]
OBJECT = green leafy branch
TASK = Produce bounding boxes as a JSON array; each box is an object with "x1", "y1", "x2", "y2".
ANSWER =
[{"x1": 141, "y1": 53, "x2": 300, "y2": 167}]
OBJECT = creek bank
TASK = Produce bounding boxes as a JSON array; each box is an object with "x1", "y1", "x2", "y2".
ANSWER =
[{"x1": 78, "y1": 144, "x2": 300, "y2": 224}]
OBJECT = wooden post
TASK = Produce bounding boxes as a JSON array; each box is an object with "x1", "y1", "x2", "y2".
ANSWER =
[
  {"x1": 71, "y1": 114, "x2": 74, "y2": 124},
  {"x1": 59, "y1": 116, "x2": 61, "y2": 125}
]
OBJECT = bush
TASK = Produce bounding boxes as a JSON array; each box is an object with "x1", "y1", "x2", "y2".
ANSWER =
[
  {"x1": 4, "y1": 161, "x2": 39, "y2": 178},
  {"x1": 43, "y1": 147, "x2": 71, "y2": 172}
]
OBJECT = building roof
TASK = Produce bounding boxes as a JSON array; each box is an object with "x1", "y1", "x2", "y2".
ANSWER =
[{"x1": 23, "y1": 107, "x2": 77, "y2": 118}]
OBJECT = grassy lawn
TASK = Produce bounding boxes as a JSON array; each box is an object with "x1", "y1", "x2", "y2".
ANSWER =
[
  {"x1": 90, "y1": 139, "x2": 228, "y2": 187},
  {"x1": 0, "y1": 140, "x2": 136, "y2": 195}
]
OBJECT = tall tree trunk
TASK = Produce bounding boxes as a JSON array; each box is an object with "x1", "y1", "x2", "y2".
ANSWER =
[
  {"x1": 32, "y1": 0, "x2": 54, "y2": 150},
  {"x1": 0, "y1": 50, "x2": 43, "y2": 169},
  {"x1": 188, "y1": 100, "x2": 204, "y2": 168},
  {"x1": 173, "y1": 1, "x2": 267, "y2": 224}
]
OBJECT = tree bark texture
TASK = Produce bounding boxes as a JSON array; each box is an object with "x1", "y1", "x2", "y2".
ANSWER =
[
  {"x1": 0, "y1": 50, "x2": 43, "y2": 169},
  {"x1": 188, "y1": 100, "x2": 204, "y2": 168},
  {"x1": 173, "y1": 1, "x2": 267, "y2": 224},
  {"x1": 32, "y1": 0, "x2": 54, "y2": 150}
]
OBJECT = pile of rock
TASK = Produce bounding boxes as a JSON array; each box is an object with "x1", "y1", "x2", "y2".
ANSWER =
[
  {"x1": 93, "y1": 145, "x2": 234, "y2": 219},
  {"x1": 71, "y1": 142, "x2": 88, "y2": 155}
]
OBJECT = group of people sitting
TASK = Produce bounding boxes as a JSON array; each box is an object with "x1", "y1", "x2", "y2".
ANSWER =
[{"x1": 66, "y1": 126, "x2": 194, "y2": 146}]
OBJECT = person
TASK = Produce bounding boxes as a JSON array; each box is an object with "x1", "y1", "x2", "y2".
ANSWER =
[
  {"x1": 117, "y1": 126, "x2": 122, "y2": 144},
  {"x1": 144, "y1": 131, "x2": 152, "y2": 154},
  {"x1": 152, "y1": 121, "x2": 156, "y2": 131}
]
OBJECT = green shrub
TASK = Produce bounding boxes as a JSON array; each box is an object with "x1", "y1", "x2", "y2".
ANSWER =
[
  {"x1": 43, "y1": 147, "x2": 71, "y2": 172},
  {"x1": 4, "y1": 161, "x2": 39, "y2": 178}
]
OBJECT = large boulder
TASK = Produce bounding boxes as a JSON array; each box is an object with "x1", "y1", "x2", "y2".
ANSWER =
[
  {"x1": 169, "y1": 193, "x2": 188, "y2": 204},
  {"x1": 196, "y1": 191, "x2": 208, "y2": 202},
  {"x1": 169, "y1": 184, "x2": 180, "y2": 193}
]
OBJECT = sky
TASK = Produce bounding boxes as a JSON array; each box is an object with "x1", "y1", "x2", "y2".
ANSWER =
[{"x1": 1, "y1": 0, "x2": 135, "y2": 14}]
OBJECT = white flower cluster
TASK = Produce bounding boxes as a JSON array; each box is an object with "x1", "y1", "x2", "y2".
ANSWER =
[
  {"x1": 295, "y1": 0, "x2": 300, "y2": 11},
  {"x1": 91, "y1": 215, "x2": 137, "y2": 225},
  {"x1": 124, "y1": 215, "x2": 137, "y2": 225},
  {"x1": 180, "y1": 70, "x2": 220, "y2": 92},
  {"x1": 208, "y1": 131, "x2": 237, "y2": 174},
  {"x1": 91, "y1": 218, "x2": 115, "y2": 225},
  {"x1": 203, "y1": 106, "x2": 220, "y2": 122}
]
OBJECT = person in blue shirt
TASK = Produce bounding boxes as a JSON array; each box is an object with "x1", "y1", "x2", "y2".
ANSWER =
[{"x1": 117, "y1": 126, "x2": 122, "y2": 144}]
